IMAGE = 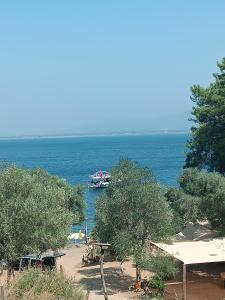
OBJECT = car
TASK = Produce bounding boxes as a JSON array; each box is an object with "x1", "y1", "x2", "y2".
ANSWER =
[{"x1": 13, "y1": 252, "x2": 65, "y2": 271}]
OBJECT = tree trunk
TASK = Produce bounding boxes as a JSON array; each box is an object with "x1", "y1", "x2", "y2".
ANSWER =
[
  {"x1": 120, "y1": 260, "x2": 125, "y2": 274},
  {"x1": 136, "y1": 263, "x2": 141, "y2": 283},
  {"x1": 7, "y1": 260, "x2": 15, "y2": 283},
  {"x1": 0, "y1": 261, "x2": 3, "y2": 276},
  {"x1": 7, "y1": 261, "x2": 12, "y2": 283},
  {"x1": 0, "y1": 262, "x2": 4, "y2": 300},
  {"x1": 100, "y1": 249, "x2": 109, "y2": 300}
]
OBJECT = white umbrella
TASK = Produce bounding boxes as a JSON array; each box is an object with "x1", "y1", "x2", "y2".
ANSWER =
[{"x1": 68, "y1": 231, "x2": 85, "y2": 240}]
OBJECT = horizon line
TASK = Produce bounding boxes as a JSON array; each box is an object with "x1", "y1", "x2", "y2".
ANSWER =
[{"x1": 0, "y1": 129, "x2": 190, "y2": 141}]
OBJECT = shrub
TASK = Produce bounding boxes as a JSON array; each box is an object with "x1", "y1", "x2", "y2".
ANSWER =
[
  {"x1": 140, "y1": 254, "x2": 179, "y2": 280},
  {"x1": 6, "y1": 268, "x2": 84, "y2": 300},
  {"x1": 150, "y1": 275, "x2": 165, "y2": 292}
]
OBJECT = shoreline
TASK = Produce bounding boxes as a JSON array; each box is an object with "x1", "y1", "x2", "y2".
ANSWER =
[{"x1": 0, "y1": 130, "x2": 190, "y2": 141}]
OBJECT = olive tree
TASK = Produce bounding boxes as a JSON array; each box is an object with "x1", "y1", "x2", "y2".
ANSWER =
[
  {"x1": 0, "y1": 165, "x2": 86, "y2": 267},
  {"x1": 94, "y1": 159, "x2": 172, "y2": 282}
]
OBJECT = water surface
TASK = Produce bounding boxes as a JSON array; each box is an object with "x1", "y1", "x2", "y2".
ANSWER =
[{"x1": 0, "y1": 134, "x2": 188, "y2": 231}]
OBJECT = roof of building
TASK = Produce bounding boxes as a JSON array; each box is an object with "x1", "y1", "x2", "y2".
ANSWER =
[
  {"x1": 154, "y1": 237, "x2": 225, "y2": 265},
  {"x1": 174, "y1": 223, "x2": 215, "y2": 242}
]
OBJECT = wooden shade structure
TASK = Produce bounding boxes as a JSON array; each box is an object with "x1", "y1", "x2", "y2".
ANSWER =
[
  {"x1": 95, "y1": 242, "x2": 111, "y2": 300},
  {"x1": 153, "y1": 237, "x2": 225, "y2": 300}
]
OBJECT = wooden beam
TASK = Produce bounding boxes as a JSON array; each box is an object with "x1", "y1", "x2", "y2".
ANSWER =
[
  {"x1": 100, "y1": 248, "x2": 109, "y2": 300},
  {"x1": 0, "y1": 286, "x2": 5, "y2": 300},
  {"x1": 183, "y1": 263, "x2": 187, "y2": 300}
]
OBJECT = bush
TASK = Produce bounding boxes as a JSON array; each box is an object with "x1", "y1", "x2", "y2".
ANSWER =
[
  {"x1": 6, "y1": 268, "x2": 84, "y2": 300},
  {"x1": 150, "y1": 275, "x2": 165, "y2": 292},
  {"x1": 140, "y1": 254, "x2": 179, "y2": 280}
]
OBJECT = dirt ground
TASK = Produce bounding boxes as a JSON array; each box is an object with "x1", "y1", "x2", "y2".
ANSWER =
[
  {"x1": 1, "y1": 244, "x2": 225, "y2": 299},
  {"x1": 57, "y1": 244, "x2": 143, "y2": 299},
  {"x1": 166, "y1": 263, "x2": 225, "y2": 300},
  {"x1": 58, "y1": 244, "x2": 225, "y2": 300}
]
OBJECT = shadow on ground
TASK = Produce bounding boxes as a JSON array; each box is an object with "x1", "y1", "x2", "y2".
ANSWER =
[{"x1": 78, "y1": 266, "x2": 134, "y2": 296}]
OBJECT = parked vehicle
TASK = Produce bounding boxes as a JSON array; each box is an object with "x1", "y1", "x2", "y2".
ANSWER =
[{"x1": 13, "y1": 252, "x2": 65, "y2": 271}]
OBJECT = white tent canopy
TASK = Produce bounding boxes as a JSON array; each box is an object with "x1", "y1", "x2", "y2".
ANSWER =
[
  {"x1": 154, "y1": 237, "x2": 225, "y2": 265},
  {"x1": 153, "y1": 237, "x2": 225, "y2": 300}
]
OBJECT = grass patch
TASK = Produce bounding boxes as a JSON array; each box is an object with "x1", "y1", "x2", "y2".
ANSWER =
[{"x1": 6, "y1": 268, "x2": 84, "y2": 300}]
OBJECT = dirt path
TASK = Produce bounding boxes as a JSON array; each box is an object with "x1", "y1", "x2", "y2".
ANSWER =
[
  {"x1": 58, "y1": 244, "x2": 142, "y2": 299},
  {"x1": 59, "y1": 244, "x2": 225, "y2": 300}
]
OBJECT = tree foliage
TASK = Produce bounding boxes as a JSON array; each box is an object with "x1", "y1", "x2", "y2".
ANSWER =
[
  {"x1": 0, "y1": 165, "x2": 86, "y2": 261},
  {"x1": 180, "y1": 168, "x2": 225, "y2": 233},
  {"x1": 166, "y1": 168, "x2": 225, "y2": 234},
  {"x1": 94, "y1": 159, "x2": 173, "y2": 279},
  {"x1": 185, "y1": 58, "x2": 225, "y2": 174},
  {"x1": 165, "y1": 187, "x2": 201, "y2": 233},
  {"x1": 139, "y1": 254, "x2": 178, "y2": 280}
]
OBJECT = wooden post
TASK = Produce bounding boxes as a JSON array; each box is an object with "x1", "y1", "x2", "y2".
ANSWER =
[
  {"x1": 7, "y1": 261, "x2": 12, "y2": 283},
  {"x1": 0, "y1": 286, "x2": 5, "y2": 300},
  {"x1": 135, "y1": 263, "x2": 141, "y2": 283},
  {"x1": 60, "y1": 265, "x2": 63, "y2": 275},
  {"x1": 95, "y1": 243, "x2": 111, "y2": 300},
  {"x1": 100, "y1": 248, "x2": 109, "y2": 300},
  {"x1": 19, "y1": 258, "x2": 23, "y2": 272},
  {"x1": 85, "y1": 218, "x2": 88, "y2": 244},
  {"x1": 183, "y1": 263, "x2": 187, "y2": 300}
]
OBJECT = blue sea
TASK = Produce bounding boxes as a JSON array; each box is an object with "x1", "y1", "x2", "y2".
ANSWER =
[{"x1": 0, "y1": 134, "x2": 188, "y2": 232}]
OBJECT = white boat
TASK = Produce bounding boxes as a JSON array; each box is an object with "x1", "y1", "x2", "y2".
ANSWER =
[{"x1": 88, "y1": 170, "x2": 110, "y2": 189}]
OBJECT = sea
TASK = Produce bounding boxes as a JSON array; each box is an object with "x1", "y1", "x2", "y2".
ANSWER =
[{"x1": 0, "y1": 134, "x2": 188, "y2": 233}]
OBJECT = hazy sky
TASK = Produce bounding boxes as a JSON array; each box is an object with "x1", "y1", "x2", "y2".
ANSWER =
[{"x1": 0, "y1": 1, "x2": 225, "y2": 137}]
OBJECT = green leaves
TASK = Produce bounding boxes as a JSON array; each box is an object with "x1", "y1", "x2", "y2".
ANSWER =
[
  {"x1": 94, "y1": 158, "x2": 173, "y2": 265},
  {"x1": 186, "y1": 58, "x2": 225, "y2": 174},
  {"x1": 139, "y1": 254, "x2": 178, "y2": 280},
  {"x1": 0, "y1": 165, "x2": 86, "y2": 261},
  {"x1": 167, "y1": 168, "x2": 225, "y2": 235}
]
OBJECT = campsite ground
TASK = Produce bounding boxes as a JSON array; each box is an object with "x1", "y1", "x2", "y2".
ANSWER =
[
  {"x1": 57, "y1": 244, "x2": 143, "y2": 299},
  {"x1": 1, "y1": 244, "x2": 225, "y2": 299},
  {"x1": 59, "y1": 244, "x2": 225, "y2": 300},
  {"x1": 167, "y1": 262, "x2": 225, "y2": 300}
]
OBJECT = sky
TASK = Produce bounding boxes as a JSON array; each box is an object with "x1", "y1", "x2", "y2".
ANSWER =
[{"x1": 0, "y1": 1, "x2": 225, "y2": 137}]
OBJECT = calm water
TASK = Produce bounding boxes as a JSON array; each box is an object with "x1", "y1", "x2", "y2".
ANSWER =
[{"x1": 0, "y1": 134, "x2": 188, "y2": 231}]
